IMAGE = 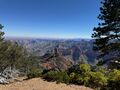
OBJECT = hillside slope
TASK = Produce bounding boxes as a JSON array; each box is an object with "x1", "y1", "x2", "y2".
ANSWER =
[{"x1": 0, "y1": 78, "x2": 93, "y2": 90}]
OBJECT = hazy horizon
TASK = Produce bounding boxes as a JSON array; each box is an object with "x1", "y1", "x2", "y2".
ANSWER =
[
  {"x1": 0, "y1": 0, "x2": 101, "y2": 38},
  {"x1": 5, "y1": 36, "x2": 92, "y2": 40}
]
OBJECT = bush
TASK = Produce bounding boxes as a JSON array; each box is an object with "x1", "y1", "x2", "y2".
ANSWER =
[
  {"x1": 69, "y1": 64, "x2": 108, "y2": 89},
  {"x1": 40, "y1": 64, "x2": 120, "y2": 90},
  {"x1": 69, "y1": 64, "x2": 91, "y2": 85},
  {"x1": 79, "y1": 64, "x2": 91, "y2": 73},
  {"x1": 78, "y1": 64, "x2": 91, "y2": 85},
  {"x1": 69, "y1": 72, "x2": 81, "y2": 84},
  {"x1": 42, "y1": 70, "x2": 58, "y2": 81},
  {"x1": 27, "y1": 68, "x2": 42, "y2": 79},
  {"x1": 76, "y1": 74, "x2": 90, "y2": 86},
  {"x1": 57, "y1": 71, "x2": 70, "y2": 84},
  {"x1": 107, "y1": 69, "x2": 120, "y2": 90},
  {"x1": 43, "y1": 70, "x2": 70, "y2": 84},
  {"x1": 90, "y1": 72, "x2": 108, "y2": 89}
]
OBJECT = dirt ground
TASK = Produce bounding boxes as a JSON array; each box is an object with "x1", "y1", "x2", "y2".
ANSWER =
[{"x1": 0, "y1": 78, "x2": 93, "y2": 90}]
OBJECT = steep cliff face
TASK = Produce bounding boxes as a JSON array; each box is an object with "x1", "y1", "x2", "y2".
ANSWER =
[
  {"x1": 40, "y1": 48, "x2": 72, "y2": 70},
  {"x1": 5, "y1": 38, "x2": 97, "y2": 64}
]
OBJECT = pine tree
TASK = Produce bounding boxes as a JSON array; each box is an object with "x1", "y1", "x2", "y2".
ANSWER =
[
  {"x1": 92, "y1": 0, "x2": 120, "y2": 66},
  {"x1": 0, "y1": 24, "x2": 4, "y2": 41},
  {"x1": 0, "y1": 24, "x2": 28, "y2": 72}
]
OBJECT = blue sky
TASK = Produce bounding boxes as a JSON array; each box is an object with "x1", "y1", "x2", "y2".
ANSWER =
[{"x1": 0, "y1": 0, "x2": 101, "y2": 39}]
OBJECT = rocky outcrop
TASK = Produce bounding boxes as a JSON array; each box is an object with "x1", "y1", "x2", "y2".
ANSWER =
[
  {"x1": 0, "y1": 67, "x2": 20, "y2": 84},
  {"x1": 40, "y1": 48, "x2": 72, "y2": 70}
]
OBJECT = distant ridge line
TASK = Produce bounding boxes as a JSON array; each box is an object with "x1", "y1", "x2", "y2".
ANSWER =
[{"x1": 5, "y1": 36, "x2": 92, "y2": 41}]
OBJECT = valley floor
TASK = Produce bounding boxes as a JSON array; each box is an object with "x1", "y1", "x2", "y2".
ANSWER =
[{"x1": 0, "y1": 77, "x2": 93, "y2": 90}]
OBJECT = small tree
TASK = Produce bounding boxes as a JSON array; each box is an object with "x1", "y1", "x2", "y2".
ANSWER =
[
  {"x1": 0, "y1": 24, "x2": 28, "y2": 73},
  {"x1": 0, "y1": 41, "x2": 26, "y2": 72}
]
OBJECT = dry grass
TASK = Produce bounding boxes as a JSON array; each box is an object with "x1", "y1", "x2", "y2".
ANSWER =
[{"x1": 0, "y1": 78, "x2": 93, "y2": 90}]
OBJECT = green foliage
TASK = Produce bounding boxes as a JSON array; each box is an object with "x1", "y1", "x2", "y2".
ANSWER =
[
  {"x1": 68, "y1": 64, "x2": 108, "y2": 89},
  {"x1": 57, "y1": 71, "x2": 70, "y2": 84},
  {"x1": 0, "y1": 23, "x2": 29, "y2": 73},
  {"x1": 67, "y1": 64, "x2": 91, "y2": 85},
  {"x1": 77, "y1": 74, "x2": 90, "y2": 86},
  {"x1": 76, "y1": 64, "x2": 91, "y2": 85},
  {"x1": 0, "y1": 23, "x2": 33, "y2": 75},
  {"x1": 69, "y1": 72, "x2": 80, "y2": 84},
  {"x1": 68, "y1": 64, "x2": 90, "y2": 85},
  {"x1": 43, "y1": 70, "x2": 70, "y2": 84},
  {"x1": 90, "y1": 72, "x2": 108, "y2": 88},
  {"x1": 0, "y1": 24, "x2": 4, "y2": 41},
  {"x1": 79, "y1": 64, "x2": 91, "y2": 72},
  {"x1": 92, "y1": 0, "x2": 120, "y2": 67},
  {"x1": 25, "y1": 56, "x2": 40, "y2": 71},
  {"x1": 43, "y1": 70, "x2": 58, "y2": 81},
  {"x1": 27, "y1": 68, "x2": 42, "y2": 79},
  {"x1": 107, "y1": 69, "x2": 120, "y2": 90},
  {"x1": 109, "y1": 69, "x2": 120, "y2": 81},
  {"x1": 41, "y1": 64, "x2": 120, "y2": 90},
  {"x1": 0, "y1": 41, "x2": 27, "y2": 72}
]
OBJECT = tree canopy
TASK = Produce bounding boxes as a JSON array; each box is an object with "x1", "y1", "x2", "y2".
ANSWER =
[
  {"x1": 92, "y1": 0, "x2": 120, "y2": 67},
  {"x1": 0, "y1": 24, "x2": 4, "y2": 42}
]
